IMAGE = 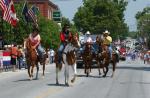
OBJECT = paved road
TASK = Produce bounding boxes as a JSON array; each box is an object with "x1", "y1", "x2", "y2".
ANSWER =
[{"x1": 0, "y1": 59, "x2": 150, "y2": 98}]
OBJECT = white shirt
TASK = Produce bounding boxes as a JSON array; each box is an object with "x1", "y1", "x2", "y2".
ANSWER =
[
  {"x1": 84, "y1": 36, "x2": 93, "y2": 43},
  {"x1": 50, "y1": 49, "x2": 54, "y2": 56}
]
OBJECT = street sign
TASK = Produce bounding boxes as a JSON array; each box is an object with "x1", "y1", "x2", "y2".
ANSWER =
[{"x1": 53, "y1": 10, "x2": 62, "y2": 22}]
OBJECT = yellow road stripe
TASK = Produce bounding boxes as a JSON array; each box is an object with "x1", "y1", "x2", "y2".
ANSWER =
[
  {"x1": 35, "y1": 75, "x2": 81, "y2": 98},
  {"x1": 35, "y1": 87, "x2": 63, "y2": 98}
]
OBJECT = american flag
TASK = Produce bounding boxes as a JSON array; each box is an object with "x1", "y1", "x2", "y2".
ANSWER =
[
  {"x1": 28, "y1": 5, "x2": 38, "y2": 27},
  {"x1": 22, "y1": 1, "x2": 29, "y2": 23},
  {"x1": 0, "y1": 0, "x2": 18, "y2": 26},
  {"x1": 0, "y1": 0, "x2": 8, "y2": 11}
]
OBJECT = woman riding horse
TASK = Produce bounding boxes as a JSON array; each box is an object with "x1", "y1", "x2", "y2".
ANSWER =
[{"x1": 26, "y1": 28, "x2": 46, "y2": 80}]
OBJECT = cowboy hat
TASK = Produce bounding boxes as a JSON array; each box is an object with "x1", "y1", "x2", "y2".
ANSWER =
[
  {"x1": 86, "y1": 31, "x2": 91, "y2": 35},
  {"x1": 103, "y1": 30, "x2": 110, "y2": 34}
]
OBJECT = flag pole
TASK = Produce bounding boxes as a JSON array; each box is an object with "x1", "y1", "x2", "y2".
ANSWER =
[
  {"x1": 0, "y1": 10, "x2": 4, "y2": 49},
  {"x1": 0, "y1": 10, "x2": 3, "y2": 35}
]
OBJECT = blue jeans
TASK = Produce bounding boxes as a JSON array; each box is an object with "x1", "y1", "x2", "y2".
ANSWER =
[
  {"x1": 108, "y1": 45, "x2": 113, "y2": 59},
  {"x1": 50, "y1": 56, "x2": 54, "y2": 64},
  {"x1": 36, "y1": 44, "x2": 45, "y2": 57},
  {"x1": 58, "y1": 43, "x2": 65, "y2": 63},
  {"x1": 17, "y1": 57, "x2": 23, "y2": 69}
]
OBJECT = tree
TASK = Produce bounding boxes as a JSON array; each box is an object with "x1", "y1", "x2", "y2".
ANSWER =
[
  {"x1": 73, "y1": 0, "x2": 128, "y2": 40},
  {"x1": 38, "y1": 16, "x2": 60, "y2": 49},
  {"x1": 1, "y1": 2, "x2": 60, "y2": 50},
  {"x1": 136, "y1": 7, "x2": 150, "y2": 48},
  {"x1": 61, "y1": 17, "x2": 71, "y2": 28}
]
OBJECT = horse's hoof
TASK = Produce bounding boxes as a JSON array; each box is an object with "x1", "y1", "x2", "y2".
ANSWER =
[
  {"x1": 86, "y1": 73, "x2": 89, "y2": 77},
  {"x1": 102, "y1": 75, "x2": 106, "y2": 77},
  {"x1": 35, "y1": 77, "x2": 39, "y2": 80},
  {"x1": 30, "y1": 77, "x2": 32, "y2": 80},
  {"x1": 99, "y1": 72, "x2": 101, "y2": 76},
  {"x1": 56, "y1": 82, "x2": 59, "y2": 85},
  {"x1": 71, "y1": 78, "x2": 75, "y2": 83},
  {"x1": 65, "y1": 83, "x2": 69, "y2": 87}
]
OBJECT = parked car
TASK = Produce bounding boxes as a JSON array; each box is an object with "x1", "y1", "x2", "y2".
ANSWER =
[{"x1": 119, "y1": 47, "x2": 126, "y2": 60}]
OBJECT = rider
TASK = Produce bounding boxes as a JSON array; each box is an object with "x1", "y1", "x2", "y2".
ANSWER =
[
  {"x1": 83, "y1": 31, "x2": 95, "y2": 53},
  {"x1": 102, "y1": 30, "x2": 113, "y2": 60},
  {"x1": 28, "y1": 28, "x2": 45, "y2": 59},
  {"x1": 58, "y1": 25, "x2": 72, "y2": 64}
]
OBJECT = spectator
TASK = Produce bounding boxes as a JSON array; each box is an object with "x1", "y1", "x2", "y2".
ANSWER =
[
  {"x1": 144, "y1": 52, "x2": 149, "y2": 64},
  {"x1": 11, "y1": 43, "x2": 18, "y2": 72},
  {"x1": 17, "y1": 46, "x2": 23, "y2": 70},
  {"x1": 49, "y1": 49, "x2": 55, "y2": 64}
]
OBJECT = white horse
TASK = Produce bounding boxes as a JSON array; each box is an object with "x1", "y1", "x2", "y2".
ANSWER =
[{"x1": 55, "y1": 36, "x2": 80, "y2": 86}]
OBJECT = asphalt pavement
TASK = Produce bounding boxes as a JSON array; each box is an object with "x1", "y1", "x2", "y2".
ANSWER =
[{"x1": 0, "y1": 59, "x2": 150, "y2": 98}]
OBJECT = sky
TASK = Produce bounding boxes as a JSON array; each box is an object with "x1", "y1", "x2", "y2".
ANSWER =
[{"x1": 51, "y1": 0, "x2": 150, "y2": 31}]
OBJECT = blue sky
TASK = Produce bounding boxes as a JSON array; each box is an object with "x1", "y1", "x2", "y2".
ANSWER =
[{"x1": 51, "y1": 0, "x2": 150, "y2": 31}]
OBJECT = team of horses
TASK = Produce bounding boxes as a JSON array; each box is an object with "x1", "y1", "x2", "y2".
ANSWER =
[{"x1": 25, "y1": 34, "x2": 118, "y2": 86}]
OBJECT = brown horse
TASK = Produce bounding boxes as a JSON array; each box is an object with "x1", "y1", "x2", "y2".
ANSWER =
[
  {"x1": 82, "y1": 42, "x2": 93, "y2": 77},
  {"x1": 95, "y1": 36, "x2": 117, "y2": 78},
  {"x1": 55, "y1": 35, "x2": 80, "y2": 86},
  {"x1": 25, "y1": 39, "x2": 47, "y2": 80},
  {"x1": 94, "y1": 36, "x2": 104, "y2": 76}
]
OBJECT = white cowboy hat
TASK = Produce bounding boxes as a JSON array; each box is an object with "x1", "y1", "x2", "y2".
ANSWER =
[
  {"x1": 86, "y1": 31, "x2": 91, "y2": 35},
  {"x1": 103, "y1": 30, "x2": 110, "y2": 34}
]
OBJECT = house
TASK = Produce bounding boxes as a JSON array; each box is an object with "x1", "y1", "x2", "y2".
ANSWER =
[{"x1": 14, "y1": 0, "x2": 59, "y2": 20}]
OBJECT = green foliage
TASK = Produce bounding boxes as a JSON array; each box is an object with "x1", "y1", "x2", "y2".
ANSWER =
[
  {"x1": 60, "y1": 17, "x2": 78, "y2": 35},
  {"x1": 128, "y1": 31, "x2": 138, "y2": 39},
  {"x1": 1, "y1": 1, "x2": 60, "y2": 50},
  {"x1": 61, "y1": 17, "x2": 71, "y2": 28},
  {"x1": 73, "y1": 0, "x2": 129, "y2": 40},
  {"x1": 136, "y1": 7, "x2": 150, "y2": 48},
  {"x1": 38, "y1": 16, "x2": 60, "y2": 49}
]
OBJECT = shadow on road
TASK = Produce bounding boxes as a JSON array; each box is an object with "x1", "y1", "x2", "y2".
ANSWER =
[
  {"x1": 116, "y1": 66, "x2": 150, "y2": 71},
  {"x1": 13, "y1": 78, "x2": 38, "y2": 82},
  {"x1": 77, "y1": 74, "x2": 109, "y2": 78},
  {"x1": 137, "y1": 82, "x2": 150, "y2": 84},
  {"x1": 47, "y1": 83, "x2": 68, "y2": 87}
]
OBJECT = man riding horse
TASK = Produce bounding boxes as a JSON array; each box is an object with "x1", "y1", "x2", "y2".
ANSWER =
[
  {"x1": 83, "y1": 31, "x2": 95, "y2": 52},
  {"x1": 102, "y1": 30, "x2": 113, "y2": 61},
  {"x1": 58, "y1": 25, "x2": 72, "y2": 64},
  {"x1": 82, "y1": 31, "x2": 95, "y2": 76},
  {"x1": 55, "y1": 25, "x2": 80, "y2": 86}
]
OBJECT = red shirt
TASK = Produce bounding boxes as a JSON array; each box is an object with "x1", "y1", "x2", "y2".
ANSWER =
[
  {"x1": 60, "y1": 32, "x2": 72, "y2": 42},
  {"x1": 11, "y1": 46, "x2": 18, "y2": 59}
]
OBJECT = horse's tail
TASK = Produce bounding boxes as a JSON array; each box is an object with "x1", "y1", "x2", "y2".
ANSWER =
[
  {"x1": 54, "y1": 52, "x2": 63, "y2": 71},
  {"x1": 55, "y1": 63, "x2": 62, "y2": 71},
  {"x1": 59, "y1": 63, "x2": 62, "y2": 71}
]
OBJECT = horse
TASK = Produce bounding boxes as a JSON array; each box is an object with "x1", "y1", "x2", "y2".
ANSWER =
[
  {"x1": 25, "y1": 39, "x2": 47, "y2": 80},
  {"x1": 95, "y1": 35, "x2": 118, "y2": 78},
  {"x1": 94, "y1": 36, "x2": 104, "y2": 76},
  {"x1": 55, "y1": 35, "x2": 80, "y2": 86},
  {"x1": 82, "y1": 42, "x2": 93, "y2": 77}
]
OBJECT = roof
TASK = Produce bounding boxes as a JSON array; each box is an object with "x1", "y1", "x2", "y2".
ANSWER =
[{"x1": 14, "y1": 0, "x2": 58, "y2": 10}]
